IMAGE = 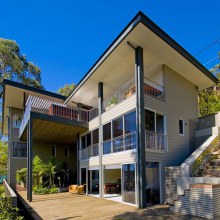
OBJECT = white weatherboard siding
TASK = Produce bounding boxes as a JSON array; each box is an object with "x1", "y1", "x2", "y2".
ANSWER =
[{"x1": 144, "y1": 65, "x2": 198, "y2": 202}]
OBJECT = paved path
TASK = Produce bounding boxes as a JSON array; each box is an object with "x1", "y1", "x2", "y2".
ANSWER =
[{"x1": 17, "y1": 191, "x2": 204, "y2": 220}]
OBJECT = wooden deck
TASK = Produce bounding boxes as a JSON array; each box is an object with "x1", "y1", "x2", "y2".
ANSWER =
[{"x1": 17, "y1": 190, "x2": 204, "y2": 220}]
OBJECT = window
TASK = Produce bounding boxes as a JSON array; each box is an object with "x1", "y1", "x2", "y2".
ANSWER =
[
  {"x1": 51, "y1": 145, "x2": 56, "y2": 157},
  {"x1": 64, "y1": 146, "x2": 69, "y2": 157},
  {"x1": 92, "y1": 129, "x2": 99, "y2": 145},
  {"x1": 103, "y1": 122, "x2": 111, "y2": 154},
  {"x1": 13, "y1": 142, "x2": 27, "y2": 157},
  {"x1": 179, "y1": 119, "x2": 184, "y2": 135},
  {"x1": 113, "y1": 116, "x2": 123, "y2": 138},
  {"x1": 81, "y1": 135, "x2": 86, "y2": 149},
  {"x1": 12, "y1": 114, "x2": 23, "y2": 128}
]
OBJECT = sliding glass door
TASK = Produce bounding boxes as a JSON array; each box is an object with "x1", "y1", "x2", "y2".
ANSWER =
[{"x1": 122, "y1": 163, "x2": 136, "y2": 204}]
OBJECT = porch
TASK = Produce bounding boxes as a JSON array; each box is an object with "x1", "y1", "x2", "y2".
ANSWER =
[{"x1": 16, "y1": 189, "x2": 202, "y2": 220}]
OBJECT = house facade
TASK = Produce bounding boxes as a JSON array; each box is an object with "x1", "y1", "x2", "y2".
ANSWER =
[{"x1": 2, "y1": 11, "x2": 217, "y2": 208}]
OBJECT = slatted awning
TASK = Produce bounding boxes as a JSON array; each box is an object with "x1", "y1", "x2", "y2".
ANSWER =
[{"x1": 27, "y1": 95, "x2": 66, "y2": 110}]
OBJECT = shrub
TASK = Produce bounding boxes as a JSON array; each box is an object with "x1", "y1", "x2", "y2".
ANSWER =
[
  {"x1": 0, "y1": 185, "x2": 4, "y2": 196},
  {"x1": 17, "y1": 168, "x2": 27, "y2": 186},
  {"x1": 49, "y1": 187, "x2": 58, "y2": 194},
  {"x1": 0, "y1": 196, "x2": 23, "y2": 220},
  {"x1": 33, "y1": 185, "x2": 58, "y2": 195}
]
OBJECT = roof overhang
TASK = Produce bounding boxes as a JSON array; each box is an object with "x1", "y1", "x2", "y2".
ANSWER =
[
  {"x1": 65, "y1": 11, "x2": 218, "y2": 107},
  {"x1": 2, "y1": 80, "x2": 65, "y2": 136}
]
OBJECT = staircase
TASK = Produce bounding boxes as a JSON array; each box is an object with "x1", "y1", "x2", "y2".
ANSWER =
[
  {"x1": 170, "y1": 184, "x2": 220, "y2": 219},
  {"x1": 205, "y1": 150, "x2": 220, "y2": 177}
]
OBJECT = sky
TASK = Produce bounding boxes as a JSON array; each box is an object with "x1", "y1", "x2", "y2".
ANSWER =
[{"x1": 1, "y1": 0, "x2": 220, "y2": 93}]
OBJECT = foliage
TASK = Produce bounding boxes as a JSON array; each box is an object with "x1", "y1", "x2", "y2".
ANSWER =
[
  {"x1": 0, "y1": 196, "x2": 23, "y2": 220},
  {"x1": 107, "y1": 97, "x2": 118, "y2": 106},
  {"x1": 33, "y1": 185, "x2": 58, "y2": 195},
  {"x1": 57, "y1": 83, "x2": 75, "y2": 97},
  {"x1": 0, "y1": 185, "x2": 4, "y2": 196},
  {"x1": 17, "y1": 168, "x2": 27, "y2": 185},
  {"x1": 0, "y1": 141, "x2": 7, "y2": 175},
  {"x1": 32, "y1": 155, "x2": 46, "y2": 186},
  {"x1": 199, "y1": 51, "x2": 220, "y2": 117},
  {"x1": 0, "y1": 38, "x2": 42, "y2": 91},
  {"x1": 198, "y1": 86, "x2": 219, "y2": 117}
]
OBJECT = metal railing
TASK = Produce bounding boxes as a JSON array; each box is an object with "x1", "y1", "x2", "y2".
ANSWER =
[
  {"x1": 103, "y1": 78, "x2": 136, "y2": 112},
  {"x1": 79, "y1": 132, "x2": 136, "y2": 160},
  {"x1": 89, "y1": 107, "x2": 98, "y2": 121},
  {"x1": 19, "y1": 97, "x2": 90, "y2": 137},
  {"x1": 3, "y1": 179, "x2": 17, "y2": 208},
  {"x1": 145, "y1": 130, "x2": 167, "y2": 151},
  {"x1": 144, "y1": 78, "x2": 165, "y2": 101}
]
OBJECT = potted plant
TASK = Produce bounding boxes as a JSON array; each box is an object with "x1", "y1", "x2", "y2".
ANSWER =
[{"x1": 106, "y1": 97, "x2": 118, "y2": 110}]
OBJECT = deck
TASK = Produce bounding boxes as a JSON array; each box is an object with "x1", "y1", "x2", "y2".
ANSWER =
[{"x1": 17, "y1": 190, "x2": 204, "y2": 220}]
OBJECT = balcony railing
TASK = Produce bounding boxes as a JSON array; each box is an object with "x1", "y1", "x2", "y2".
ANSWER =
[
  {"x1": 19, "y1": 96, "x2": 90, "y2": 137},
  {"x1": 103, "y1": 78, "x2": 136, "y2": 112},
  {"x1": 145, "y1": 130, "x2": 167, "y2": 151},
  {"x1": 79, "y1": 132, "x2": 136, "y2": 160}
]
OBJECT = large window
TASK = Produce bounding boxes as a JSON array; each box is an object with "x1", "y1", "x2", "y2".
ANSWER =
[
  {"x1": 145, "y1": 109, "x2": 166, "y2": 150},
  {"x1": 12, "y1": 114, "x2": 22, "y2": 128},
  {"x1": 13, "y1": 142, "x2": 27, "y2": 158},
  {"x1": 113, "y1": 116, "x2": 124, "y2": 152},
  {"x1": 103, "y1": 122, "x2": 111, "y2": 154},
  {"x1": 92, "y1": 129, "x2": 99, "y2": 145},
  {"x1": 124, "y1": 111, "x2": 136, "y2": 150}
]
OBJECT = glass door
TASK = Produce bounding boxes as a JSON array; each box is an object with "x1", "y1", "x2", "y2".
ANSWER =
[{"x1": 122, "y1": 163, "x2": 136, "y2": 204}]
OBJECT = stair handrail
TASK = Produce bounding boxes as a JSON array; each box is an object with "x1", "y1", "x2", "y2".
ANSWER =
[
  {"x1": 191, "y1": 135, "x2": 220, "y2": 176},
  {"x1": 180, "y1": 134, "x2": 220, "y2": 177}
]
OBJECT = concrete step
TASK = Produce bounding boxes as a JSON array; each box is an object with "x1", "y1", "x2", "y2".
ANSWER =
[{"x1": 206, "y1": 169, "x2": 220, "y2": 176}]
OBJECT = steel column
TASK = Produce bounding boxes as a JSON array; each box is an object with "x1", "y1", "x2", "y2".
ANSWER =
[{"x1": 135, "y1": 46, "x2": 146, "y2": 208}]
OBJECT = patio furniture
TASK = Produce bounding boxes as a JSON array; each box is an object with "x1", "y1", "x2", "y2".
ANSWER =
[{"x1": 69, "y1": 184, "x2": 85, "y2": 194}]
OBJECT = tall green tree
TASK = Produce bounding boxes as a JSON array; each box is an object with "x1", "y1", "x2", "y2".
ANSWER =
[
  {"x1": 199, "y1": 51, "x2": 220, "y2": 117},
  {"x1": 0, "y1": 38, "x2": 43, "y2": 94},
  {"x1": 0, "y1": 141, "x2": 7, "y2": 174},
  {"x1": 57, "y1": 83, "x2": 75, "y2": 97}
]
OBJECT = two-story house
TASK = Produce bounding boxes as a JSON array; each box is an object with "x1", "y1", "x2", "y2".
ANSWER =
[{"x1": 2, "y1": 11, "x2": 217, "y2": 208}]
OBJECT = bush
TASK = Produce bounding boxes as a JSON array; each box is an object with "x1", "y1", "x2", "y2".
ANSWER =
[
  {"x1": 17, "y1": 168, "x2": 27, "y2": 186},
  {"x1": 33, "y1": 185, "x2": 58, "y2": 195},
  {"x1": 0, "y1": 196, "x2": 23, "y2": 220},
  {"x1": 0, "y1": 185, "x2": 4, "y2": 196}
]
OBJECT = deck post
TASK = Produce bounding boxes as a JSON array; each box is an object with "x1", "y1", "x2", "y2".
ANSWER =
[
  {"x1": 27, "y1": 117, "x2": 33, "y2": 202},
  {"x1": 135, "y1": 46, "x2": 146, "y2": 208},
  {"x1": 98, "y1": 82, "x2": 104, "y2": 198},
  {"x1": 76, "y1": 133, "x2": 80, "y2": 185}
]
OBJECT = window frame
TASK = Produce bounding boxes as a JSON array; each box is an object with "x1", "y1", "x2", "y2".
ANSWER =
[
  {"x1": 179, "y1": 119, "x2": 184, "y2": 136},
  {"x1": 51, "y1": 145, "x2": 56, "y2": 157},
  {"x1": 12, "y1": 142, "x2": 27, "y2": 158}
]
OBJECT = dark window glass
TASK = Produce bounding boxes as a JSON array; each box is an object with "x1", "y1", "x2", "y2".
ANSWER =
[
  {"x1": 103, "y1": 122, "x2": 111, "y2": 141},
  {"x1": 113, "y1": 117, "x2": 123, "y2": 138},
  {"x1": 13, "y1": 142, "x2": 27, "y2": 157},
  {"x1": 64, "y1": 146, "x2": 69, "y2": 157},
  {"x1": 145, "y1": 110, "x2": 155, "y2": 131},
  {"x1": 87, "y1": 132, "x2": 91, "y2": 147},
  {"x1": 179, "y1": 120, "x2": 184, "y2": 135},
  {"x1": 52, "y1": 145, "x2": 56, "y2": 156},
  {"x1": 81, "y1": 135, "x2": 86, "y2": 149},
  {"x1": 92, "y1": 129, "x2": 99, "y2": 145},
  {"x1": 156, "y1": 114, "x2": 164, "y2": 133},
  {"x1": 125, "y1": 111, "x2": 136, "y2": 134}
]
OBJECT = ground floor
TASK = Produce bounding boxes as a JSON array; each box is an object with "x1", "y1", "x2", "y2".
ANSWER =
[
  {"x1": 80, "y1": 161, "x2": 162, "y2": 206},
  {"x1": 17, "y1": 189, "x2": 204, "y2": 220}
]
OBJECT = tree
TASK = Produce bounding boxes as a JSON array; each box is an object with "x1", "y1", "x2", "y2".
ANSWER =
[
  {"x1": 0, "y1": 38, "x2": 43, "y2": 94},
  {"x1": 199, "y1": 52, "x2": 220, "y2": 117},
  {"x1": 0, "y1": 141, "x2": 7, "y2": 175},
  {"x1": 57, "y1": 83, "x2": 75, "y2": 97}
]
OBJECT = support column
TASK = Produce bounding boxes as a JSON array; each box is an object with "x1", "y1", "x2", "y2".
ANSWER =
[
  {"x1": 86, "y1": 168, "x2": 88, "y2": 195},
  {"x1": 98, "y1": 82, "x2": 104, "y2": 198},
  {"x1": 135, "y1": 46, "x2": 146, "y2": 208},
  {"x1": 76, "y1": 133, "x2": 80, "y2": 185},
  {"x1": 27, "y1": 118, "x2": 33, "y2": 202}
]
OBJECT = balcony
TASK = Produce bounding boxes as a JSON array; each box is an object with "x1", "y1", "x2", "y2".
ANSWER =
[
  {"x1": 145, "y1": 131, "x2": 167, "y2": 151},
  {"x1": 79, "y1": 132, "x2": 136, "y2": 160},
  {"x1": 19, "y1": 96, "x2": 90, "y2": 137}
]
